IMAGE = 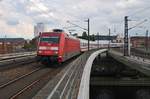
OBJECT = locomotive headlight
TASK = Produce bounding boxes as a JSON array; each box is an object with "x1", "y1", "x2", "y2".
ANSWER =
[
  {"x1": 50, "y1": 47, "x2": 58, "y2": 50},
  {"x1": 39, "y1": 46, "x2": 47, "y2": 50},
  {"x1": 54, "y1": 51, "x2": 58, "y2": 54},
  {"x1": 38, "y1": 51, "x2": 42, "y2": 53},
  {"x1": 39, "y1": 46, "x2": 51, "y2": 50}
]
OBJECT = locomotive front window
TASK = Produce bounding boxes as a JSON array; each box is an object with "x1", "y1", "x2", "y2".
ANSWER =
[{"x1": 40, "y1": 36, "x2": 60, "y2": 43}]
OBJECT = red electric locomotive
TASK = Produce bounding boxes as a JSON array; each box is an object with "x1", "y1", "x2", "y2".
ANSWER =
[{"x1": 37, "y1": 29, "x2": 80, "y2": 64}]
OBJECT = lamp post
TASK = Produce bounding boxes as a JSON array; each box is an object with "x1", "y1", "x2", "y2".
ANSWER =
[
  {"x1": 97, "y1": 32, "x2": 99, "y2": 48},
  {"x1": 85, "y1": 19, "x2": 90, "y2": 51},
  {"x1": 108, "y1": 29, "x2": 111, "y2": 50}
]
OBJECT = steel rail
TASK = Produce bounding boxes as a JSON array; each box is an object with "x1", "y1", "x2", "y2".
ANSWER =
[
  {"x1": 0, "y1": 53, "x2": 36, "y2": 61},
  {"x1": 10, "y1": 68, "x2": 55, "y2": 99},
  {"x1": 0, "y1": 67, "x2": 42, "y2": 88}
]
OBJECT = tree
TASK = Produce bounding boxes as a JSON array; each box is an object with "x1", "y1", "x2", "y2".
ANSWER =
[
  {"x1": 91, "y1": 34, "x2": 95, "y2": 41},
  {"x1": 82, "y1": 31, "x2": 88, "y2": 39},
  {"x1": 23, "y1": 38, "x2": 37, "y2": 51}
]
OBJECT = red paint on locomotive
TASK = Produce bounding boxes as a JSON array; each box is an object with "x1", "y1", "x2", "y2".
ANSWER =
[{"x1": 37, "y1": 31, "x2": 80, "y2": 63}]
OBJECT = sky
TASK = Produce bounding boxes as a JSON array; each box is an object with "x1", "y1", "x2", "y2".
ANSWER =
[{"x1": 0, "y1": 0, "x2": 150, "y2": 39}]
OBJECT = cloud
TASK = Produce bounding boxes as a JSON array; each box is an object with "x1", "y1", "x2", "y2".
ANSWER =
[
  {"x1": 6, "y1": 19, "x2": 19, "y2": 26},
  {"x1": 0, "y1": 0, "x2": 150, "y2": 39}
]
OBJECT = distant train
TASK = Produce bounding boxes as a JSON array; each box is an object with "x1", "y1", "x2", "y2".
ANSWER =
[{"x1": 37, "y1": 29, "x2": 123, "y2": 64}]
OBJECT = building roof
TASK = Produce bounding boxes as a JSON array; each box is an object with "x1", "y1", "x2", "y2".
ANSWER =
[
  {"x1": 131, "y1": 36, "x2": 150, "y2": 40},
  {"x1": 0, "y1": 38, "x2": 25, "y2": 43}
]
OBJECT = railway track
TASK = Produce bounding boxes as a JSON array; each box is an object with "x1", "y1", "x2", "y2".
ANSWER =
[
  {"x1": 0, "y1": 55, "x2": 36, "y2": 71},
  {"x1": 0, "y1": 53, "x2": 84, "y2": 99},
  {"x1": 0, "y1": 62, "x2": 43, "y2": 86},
  {"x1": 0, "y1": 50, "x2": 95, "y2": 99},
  {"x1": 0, "y1": 52, "x2": 36, "y2": 61},
  {"x1": 34, "y1": 50, "x2": 94, "y2": 99},
  {"x1": 111, "y1": 48, "x2": 150, "y2": 59},
  {"x1": 131, "y1": 48, "x2": 150, "y2": 59},
  {"x1": 0, "y1": 67, "x2": 42, "y2": 89},
  {"x1": 9, "y1": 67, "x2": 61, "y2": 99},
  {"x1": 0, "y1": 65, "x2": 58, "y2": 99}
]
